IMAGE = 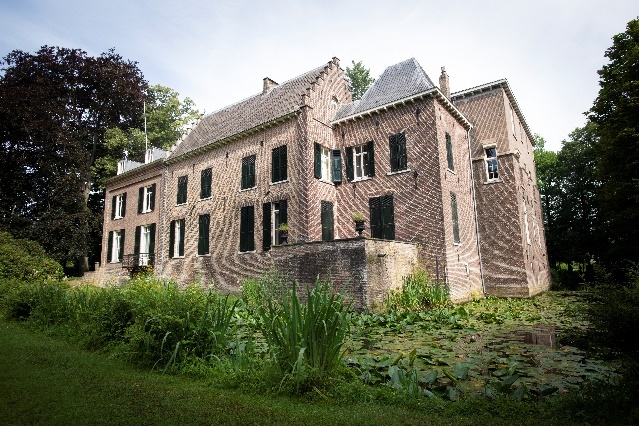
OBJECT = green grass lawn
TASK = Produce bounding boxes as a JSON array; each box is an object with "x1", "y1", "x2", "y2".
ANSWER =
[{"x1": 0, "y1": 320, "x2": 600, "y2": 426}]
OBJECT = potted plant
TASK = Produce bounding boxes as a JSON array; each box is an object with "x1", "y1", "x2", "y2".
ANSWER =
[
  {"x1": 278, "y1": 223, "x2": 290, "y2": 244},
  {"x1": 352, "y1": 213, "x2": 365, "y2": 237}
]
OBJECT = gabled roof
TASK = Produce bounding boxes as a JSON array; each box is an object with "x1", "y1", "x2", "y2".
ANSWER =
[
  {"x1": 332, "y1": 58, "x2": 471, "y2": 129},
  {"x1": 170, "y1": 62, "x2": 332, "y2": 158},
  {"x1": 333, "y1": 58, "x2": 435, "y2": 121},
  {"x1": 451, "y1": 79, "x2": 535, "y2": 145}
]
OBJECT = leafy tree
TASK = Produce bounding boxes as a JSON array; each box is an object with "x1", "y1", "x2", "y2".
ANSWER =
[
  {"x1": 588, "y1": 18, "x2": 639, "y2": 264},
  {"x1": 345, "y1": 60, "x2": 375, "y2": 100},
  {"x1": 533, "y1": 134, "x2": 559, "y2": 264},
  {"x1": 0, "y1": 46, "x2": 147, "y2": 272}
]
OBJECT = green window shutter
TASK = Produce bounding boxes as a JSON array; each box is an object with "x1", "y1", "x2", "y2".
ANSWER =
[
  {"x1": 201, "y1": 168, "x2": 212, "y2": 198},
  {"x1": 107, "y1": 231, "x2": 113, "y2": 261},
  {"x1": 321, "y1": 201, "x2": 334, "y2": 241},
  {"x1": 241, "y1": 158, "x2": 248, "y2": 189},
  {"x1": 119, "y1": 230, "x2": 125, "y2": 261},
  {"x1": 397, "y1": 132, "x2": 407, "y2": 171},
  {"x1": 381, "y1": 195, "x2": 395, "y2": 240},
  {"x1": 366, "y1": 140, "x2": 375, "y2": 177},
  {"x1": 150, "y1": 184, "x2": 156, "y2": 211},
  {"x1": 178, "y1": 219, "x2": 185, "y2": 256},
  {"x1": 345, "y1": 147, "x2": 354, "y2": 181},
  {"x1": 451, "y1": 192, "x2": 460, "y2": 244},
  {"x1": 111, "y1": 195, "x2": 116, "y2": 219},
  {"x1": 262, "y1": 203, "x2": 271, "y2": 251},
  {"x1": 240, "y1": 206, "x2": 254, "y2": 252},
  {"x1": 121, "y1": 193, "x2": 127, "y2": 217},
  {"x1": 281, "y1": 146, "x2": 287, "y2": 181},
  {"x1": 134, "y1": 226, "x2": 141, "y2": 254},
  {"x1": 148, "y1": 224, "x2": 156, "y2": 255},
  {"x1": 332, "y1": 149, "x2": 342, "y2": 183},
  {"x1": 279, "y1": 199, "x2": 287, "y2": 225},
  {"x1": 314, "y1": 143, "x2": 322, "y2": 179},
  {"x1": 177, "y1": 176, "x2": 188, "y2": 204},
  {"x1": 389, "y1": 134, "x2": 398, "y2": 172},
  {"x1": 138, "y1": 187, "x2": 144, "y2": 213},
  {"x1": 248, "y1": 156, "x2": 255, "y2": 188},
  {"x1": 169, "y1": 220, "x2": 175, "y2": 258},
  {"x1": 369, "y1": 197, "x2": 382, "y2": 238},
  {"x1": 198, "y1": 214, "x2": 210, "y2": 255},
  {"x1": 272, "y1": 146, "x2": 286, "y2": 182},
  {"x1": 271, "y1": 148, "x2": 277, "y2": 183},
  {"x1": 446, "y1": 133, "x2": 454, "y2": 171}
]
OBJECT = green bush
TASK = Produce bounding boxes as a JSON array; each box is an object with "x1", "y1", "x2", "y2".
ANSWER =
[
  {"x1": 385, "y1": 267, "x2": 449, "y2": 312},
  {"x1": 259, "y1": 280, "x2": 351, "y2": 390},
  {"x1": 0, "y1": 232, "x2": 63, "y2": 282},
  {"x1": 241, "y1": 270, "x2": 288, "y2": 314}
]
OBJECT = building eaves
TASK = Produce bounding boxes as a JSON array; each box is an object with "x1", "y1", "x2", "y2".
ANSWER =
[
  {"x1": 105, "y1": 158, "x2": 164, "y2": 187},
  {"x1": 451, "y1": 79, "x2": 535, "y2": 145}
]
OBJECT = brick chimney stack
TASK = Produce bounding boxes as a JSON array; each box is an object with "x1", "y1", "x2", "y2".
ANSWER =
[
  {"x1": 439, "y1": 67, "x2": 450, "y2": 98},
  {"x1": 263, "y1": 77, "x2": 279, "y2": 94}
]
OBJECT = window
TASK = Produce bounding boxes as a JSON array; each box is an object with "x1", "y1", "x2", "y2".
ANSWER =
[
  {"x1": 198, "y1": 214, "x2": 210, "y2": 255},
  {"x1": 108, "y1": 229, "x2": 125, "y2": 263},
  {"x1": 510, "y1": 106, "x2": 516, "y2": 137},
  {"x1": 451, "y1": 192, "x2": 460, "y2": 244},
  {"x1": 240, "y1": 205, "x2": 255, "y2": 252},
  {"x1": 331, "y1": 149, "x2": 342, "y2": 183},
  {"x1": 389, "y1": 132, "x2": 407, "y2": 172},
  {"x1": 242, "y1": 155, "x2": 256, "y2": 189},
  {"x1": 138, "y1": 184, "x2": 156, "y2": 213},
  {"x1": 200, "y1": 168, "x2": 212, "y2": 199},
  {"x1": 321, "y1": 201, "x2": 334, "y2": 241},
  {"x1": 177, "y1": 175, "x2": 188, "y2": 205},
  {"x1": 445, "y1": 133, "x2": 454, "y2": 171},
  {"x1": 262, "y1": 200, "x2": 287, "y2": 250},
  {"x1": 169, "y1": 218, "x2": 185, "y2": 258},
  {"x1": 314, "y1": 143, "x2": 331, "y2": 181},
  {"x1": 111, "y1": 193, "x2": 126, "y2": 219},
  {"x1": 524, "y1": 201, "x2": 531, "y2": 245},
  {"x1": 369, "y1": 195, "x2": 394, "y2": 240},
  {"x1": 346, "y1": 141, "x2": 375, "y2": 181},
  {"x1": 145, "y1": 148, "x2": 154, "y2": 164},
  {"x1": 134, "y1": 223, "x2": 155, "y2": 266},
  {"x1": 484, "y1": 146, "x2": 499, "y2": 181},
  {"x1": 271, "y1": 145, "x2": 287, "y2": 183}
]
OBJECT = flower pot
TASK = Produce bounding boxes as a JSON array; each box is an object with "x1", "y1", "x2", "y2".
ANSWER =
[
  {"x1": 355, "y1": 221, "x2": 365, "y2": 237},
  {"x1": 279, "y1": 230, "x2": 288, "y2": 244}
]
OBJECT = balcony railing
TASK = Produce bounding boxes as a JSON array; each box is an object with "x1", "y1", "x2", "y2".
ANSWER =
[{"x1": 122, "y1": 253, "x2": 155, "y2": 269}]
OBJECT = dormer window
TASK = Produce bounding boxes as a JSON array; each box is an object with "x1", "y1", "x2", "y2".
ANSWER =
[
  {"x1": 117, "y1": 160, "x2": 126, "y2": 175},
  {"x1": 331, "y1": 96, "x2": 338, "y2": 109},
  {"x1": 145, "y1": 149, "x2": 154, "y2": 164}
]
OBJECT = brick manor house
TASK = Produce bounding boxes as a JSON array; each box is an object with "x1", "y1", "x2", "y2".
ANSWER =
[{"x1": 101, "y1": 57, "x2": 550, "y2": 306}]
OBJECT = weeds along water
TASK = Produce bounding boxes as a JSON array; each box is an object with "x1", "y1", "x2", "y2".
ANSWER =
[{"x1": 0, "y1": 272, "x2": 623, "y2": 403}]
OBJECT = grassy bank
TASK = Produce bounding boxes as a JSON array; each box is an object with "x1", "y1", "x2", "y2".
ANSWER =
[{"x1": 0, "y1": 320, "x2": 576, "y2": 426}]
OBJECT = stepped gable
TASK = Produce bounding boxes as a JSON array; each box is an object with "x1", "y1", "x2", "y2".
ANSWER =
[
  {"x1": 333, "y1": 58, "x2": 435, "y2": 121},
  {"x1": 171, "y1": 61, "x2": 332, "y2": 158}
]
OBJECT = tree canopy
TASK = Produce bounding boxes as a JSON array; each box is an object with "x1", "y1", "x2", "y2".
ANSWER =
[
  {"x1": 588, "y1": 17, "x2": 639, "y2": 264},
  {"x1": 345, "y1": 60, "x2": 375, "y2": 100}
]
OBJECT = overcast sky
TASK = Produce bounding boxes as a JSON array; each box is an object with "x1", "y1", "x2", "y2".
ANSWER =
[{"x1": 1, "y1": 0, "x2": 636, "y2": 152}]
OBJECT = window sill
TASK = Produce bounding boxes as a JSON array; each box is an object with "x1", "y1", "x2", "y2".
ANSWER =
[
  {"x1": 317, "y1": 178, "x2": 334, "y2": 186},
  {"x1": 196, "y1": 254, "x2": 210, "y2": 257},
  {"x1": 484, "y1": 179, "x2": 502, "y2": 185},
  {"x1": 199, "y1": 196, "x2": 212, "y2": 201},
  {"x1": 270, "y1": 179, "x2": 289, "y2": 186},
  {"x1": 238, "y1": 250, "x2": 256, "y2": 254},
  {"x1": 109, "y1": 261, "x2": 121, "y2": 264},
  {"x1": 140, "y1": 210, "x2": 153, "y2": 214},
  {"x1": 386, "y1": 169, "x2": 411, "y2": 176},
  {"x1": 171, "y1": 256, "x2": 185, "y2": 259},
  {"x1": 176, "y1": 202, "x2": 187, "y2": 207},
  {"x1": 239, "y1": 186, "x2": 257, "y2": 193},
  {"x1": 453, "y1": 242, "x2": 462, "y2": 247},
  {"x1": 353, "y1": 176, "x2": 372, "y2": 183},
  {"x1": 113, "y1": 216, "x2": 123, "y2": 220},
  {"x1": 446, "y1": 168, "x2": 456, "y2": 175}
]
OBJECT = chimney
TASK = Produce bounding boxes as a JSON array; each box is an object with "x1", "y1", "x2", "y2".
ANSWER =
[
  {"x1": 263, "y1": 77, "x2": 278, "y2": 94},
  {"x1": 439, "y1": 67, "x2": 450, "y2": 98}
]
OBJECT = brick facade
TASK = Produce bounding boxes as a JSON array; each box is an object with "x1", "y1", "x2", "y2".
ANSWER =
[{"x1": 100, "y1": 57, "x2": 550, "y2": 302}]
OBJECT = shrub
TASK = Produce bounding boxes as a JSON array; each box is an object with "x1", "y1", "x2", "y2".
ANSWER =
[
  {"x1": 0, "y1": 232, "x2": 63, "y2": 282},
  {"x1": 241, "y1": 270, "x2": 288, "y2": 314},
  {"x1": 259, "y1": 280, "x2": 351, "y2": 390},
  {"x1": 385, "y1": 267, "x2": 449, "y2": 312}
]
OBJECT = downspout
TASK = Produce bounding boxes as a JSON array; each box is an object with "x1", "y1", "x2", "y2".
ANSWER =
[{"x1": 467, "y1": 128, "x2": 486, "y2": 295}]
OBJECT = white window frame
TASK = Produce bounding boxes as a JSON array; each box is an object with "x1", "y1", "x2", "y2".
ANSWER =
[
  {"x1": 140, "y1": 225, "x2": 151, "y2": 265},
  {"x1": 484, "y1": 144, "x2": 499, "y2": 181},
  {"x1": 142, "y1": 185, "x2": 153, "y2": 213},
  {"x1": 353, "y1": 145, "x2": 367, "y2": 181},
  {"x1": 173, "y1": 220, "x2": 182, "y2": 258},
  {"x1": 114, "y1": 194, "x2": 124, "y2": 219},
  {"x1": 320, "y1": 146, "x2": 331, "y2": 181},
  {"x1": 111, "y1": 231, "x2": 122, "y2": 263},
  {"x1": 145, "y1": 148, "x2": 154, "y2": 164},
  {"x1": 271, "y1": 202, "x2": 281, "y2": 245}
]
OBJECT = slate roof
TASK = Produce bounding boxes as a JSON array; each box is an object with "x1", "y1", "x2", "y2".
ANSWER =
[
  {"x1": 333, "y1": 58, "x2": 435, "y2": 121},
  {"x1": 170, "y1": 63, "x2": 328, "y2": 158}
]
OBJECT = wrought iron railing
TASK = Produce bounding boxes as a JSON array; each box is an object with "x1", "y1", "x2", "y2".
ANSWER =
[{"x1": 122, "y1": 253, "x2": 155, "y2": 268}]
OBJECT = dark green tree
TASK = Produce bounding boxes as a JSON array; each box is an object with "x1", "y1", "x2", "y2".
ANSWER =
[
  {"x1": 345, "y1": 60, "x2": 375, "y2": 100},
  {"x1": 533, "y1": 134, "x2": 559, "y2": 264},
  {"x1": 588, "y1": 18, "x2": 639, "y2": 264},
  {"x1": 0, "y1": 46, "x2": 147, "y2": 272}
]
